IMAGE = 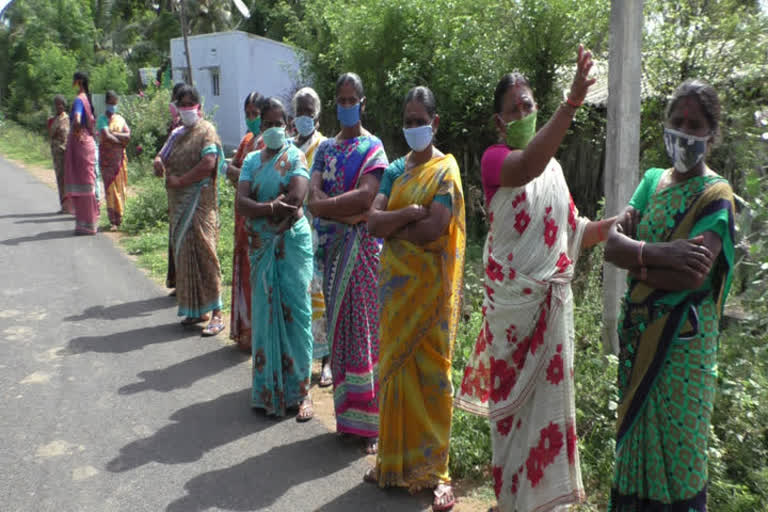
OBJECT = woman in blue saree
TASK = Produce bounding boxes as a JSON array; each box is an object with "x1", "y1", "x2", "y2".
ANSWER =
[{"x1": 237, "y1": 98, "x2": 315, "y2": 421}]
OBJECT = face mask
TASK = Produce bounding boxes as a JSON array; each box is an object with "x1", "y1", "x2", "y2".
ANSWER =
[
  {"x1": 403, "y1": 124, "x2": 434, "y2": 152},
  {"x1": 294, "y1": 115, "x2": 316, "y2": 137},
  {"x1": 179, "y1": 105, "x2": 200, "y2": 127},
  {"x1": 503, "y1": 111, "x2": 537, "y2": 149},
  {"x1": 246, "y1": 117, "x2": 261, "y2": 135},
  {"x1": 169, "y1": 102, "x2": 178, "y2": 119},
  {"x1": 337, "y1": 103, "x2": 361, "y2": 127},
  {"x1": 262, "y1": 126, "x2": 286, "y2": 150},
  {"x1": 664, "y1": 127, "x2": 709, "y2": 174},
  {"x1": 106, "y1": 104, "x2": 117, "y2": 114}
]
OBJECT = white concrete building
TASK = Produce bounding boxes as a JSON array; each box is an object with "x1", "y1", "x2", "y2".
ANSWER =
[{"x1": 170, "y1": 31, "x2": 304, "y2": 150}]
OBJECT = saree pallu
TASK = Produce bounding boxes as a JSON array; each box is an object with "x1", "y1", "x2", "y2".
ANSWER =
[
  {"x1": 63, "y1": 94, "x2": 98, "y2": 235},
  {"x1": 297, "y1": 131, "x2": 329, "y2": 359},
  {"x1": 160, "y1": 126, "x2": 188, "y2": 290},
  {"x1": 99, "y1": 114, "x2": 129, "y2": 226},
  {"x1": 230, "y1": 132, "x2": 264, "y2": 351},
  {"x1": 610, "y1": 169, "x2": 735, "y2": 512},
  {"x1": 51, "y1": 112, "x2": 69, "y2": 206},
  {"x1": 165, "y1": 120, "x2": 223, "y2": 318},
  {"x1": 314, "y1": 135, "x2": 388, "y2": 437},
  {"x1": 242, "y1": 144, "x2": 313, "y2": 415},
  {"x1": 375, "y1": 154, "x2": 466, "y2": 491},
  {"x1": 456, "y1": 159, "x2": 588, "y2": 512}
]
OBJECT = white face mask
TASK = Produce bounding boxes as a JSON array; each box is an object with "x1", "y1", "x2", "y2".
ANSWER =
[{"x1": 179, "y1": 106, "x2": 200, "y2": 127}]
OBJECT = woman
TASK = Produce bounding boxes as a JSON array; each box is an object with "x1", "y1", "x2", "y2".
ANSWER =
[
  {"x1": 236, "y1": 97, "x2": 314, "y2": 421},
  {"x1": 455, "y1": 46, "x2": 613, "y2": 512},
  {"x1": 163, "y1": 82, "x2": 187, "y2": 295},
  {"x1": 292, "y1": 86, "x2": 332, "y2": 386},
  {"x1": 63, "y1": 71, "x2": 99, "y2": 235},
  {"x1": 366, "y1": 86, "x2": 465, "y2": 511},
  {"x1": 97, "y1": 90, "x2": 131, "y2": 230},
  {"x1": 308, "y1": 72, "x2": 388, "y2": 453},
  {"x1": 604, "y1": 80, "x2": 734, "y2": 511},
  {"x1": 49, "y1": 95, "x2": 70, "y2": 212},
  {"x1": 152, "y1": 85, "x2": 225, "y2": 336},
  {"x1": 226, "y1": 91, "x2": 265, "y2": 352}
]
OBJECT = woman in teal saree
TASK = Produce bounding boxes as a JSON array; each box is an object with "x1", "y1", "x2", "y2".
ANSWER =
[
  {"x1": 605, "y1": 80, "x2": 735, "y2": 511},
  {"x1": 237, "y1": 98, "x2": 314, "y2": 421}
]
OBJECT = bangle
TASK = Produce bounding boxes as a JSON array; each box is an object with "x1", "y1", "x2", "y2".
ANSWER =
[
  {"x1": 637, "y1": 241, "x2": 645, "y2": 266},
  {"x1": 269, "y1": 202, "x2": 274, "y2": 215},
  {"x1": 640, "y1": 266, "x2": 648, "y2": 281},
  {"x1": 566, "y1": 96, "x2": 582, "y2": 109}
]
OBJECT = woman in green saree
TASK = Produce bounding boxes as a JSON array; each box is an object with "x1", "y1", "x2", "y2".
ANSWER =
[{"x1": 605, "y1": 80, "x2": 735, "y2": 511}]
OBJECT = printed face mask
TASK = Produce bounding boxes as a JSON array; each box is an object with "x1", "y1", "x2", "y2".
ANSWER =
[
  {"x1": 664, "y1": 127, "x2": 709, "y2": 174},
  {"x1": 246, "y1": 117, "x2": 261, "y2": 135},
  {"x1": 262, "y1": 126, "x2": 287, "y2": 150},
  {"x1": 503, "y1": 111, "x2": 537, "y2": 149},
  {"x1": 403, "y1": 124, "x2": 434, "y2": 152},
  {"x1": 294, "y1": 115, "x2": 316, "y2": 137},
  {"x1": 179, "y1": 105, "x2": 200, "y2": 127},
  {"x1": 337, "y1": 103, "x2": 361, "y2": 127}
]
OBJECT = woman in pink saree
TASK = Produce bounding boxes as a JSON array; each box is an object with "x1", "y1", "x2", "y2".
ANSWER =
[{"x1": 63, "y1": 71, "x2": 99, "y2": 235}]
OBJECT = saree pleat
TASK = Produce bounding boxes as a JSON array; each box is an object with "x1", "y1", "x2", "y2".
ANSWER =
[
  {"x1": 610, "y1": 169, "x2": 735, "y2": 512},
  {"x1": 165, "y1": 120, "x2": 223, "y2": 318},
  {"x1": 375, "y1": 154, "x2": 466, "y2": 491}
]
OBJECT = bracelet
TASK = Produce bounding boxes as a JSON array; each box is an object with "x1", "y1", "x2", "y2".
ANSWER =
[
  {"x1": 637, "y1": 241, "x2": 645, "y2": 266},
  {"x1": 640, "y1": 266, "x2": 648, "y2": 281},
  {"x1": 566, "y1": 96, "x2": 582, "y2": 109}
]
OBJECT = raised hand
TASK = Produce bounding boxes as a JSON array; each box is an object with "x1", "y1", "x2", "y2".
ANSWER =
[{"x1": 568, "y1": 44, "x2": 597, "y2": 106}]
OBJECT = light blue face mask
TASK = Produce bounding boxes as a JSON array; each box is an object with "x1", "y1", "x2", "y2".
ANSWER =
[
  {"x1": 106, "y1": 104, "x2": 117, "y2": 114},
  {"x1": 337, "y1": 103, "x2": 361, "y2": 127},
  {"x1": 294, "y1": 115, "x2": 316, "y2": 137},
  {"x1": 403, "y1": 124, "x2": 434, "y2": 152},
  {"x1": 262, "y1": 126, "x2": 287, "y2": 150}
]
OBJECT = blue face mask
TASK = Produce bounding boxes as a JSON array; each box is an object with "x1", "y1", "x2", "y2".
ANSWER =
[
  {"x1": 262, "y1": 126, "x2": 287, "y2": 150},
  {"x1": 106, "y1": 104, "x2": 117, "y2": 114},
  {"x1": 337, "y1": 103, "x2": 361, "y2": 127},
  {"x1": 403, "y1": 124, "x2": 434, "y2": 152},
  {"x1": 294, "y1": 115, "x2": 316, "y2": 137}
]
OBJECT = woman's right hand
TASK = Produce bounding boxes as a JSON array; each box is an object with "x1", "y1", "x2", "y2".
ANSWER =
[
  {"x1": 568, "y1": 45, "x2": 596, "y2": 106},
  {"x1": 663, "y1": 236, "x2": 715, "y2": 277},
  {"x1": 153, "y1": 156, "x2": 165, "y2": 177},
  {"x1": 407, "y1": 204, "x2": 430, "y2": 221}
]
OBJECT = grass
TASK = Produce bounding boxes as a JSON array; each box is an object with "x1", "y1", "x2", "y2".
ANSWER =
[{"x1": 0, "y1": 118, "x2": 52, "y2": 167}]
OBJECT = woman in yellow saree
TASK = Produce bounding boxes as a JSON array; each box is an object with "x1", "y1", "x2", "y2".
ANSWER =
[
  {"x1": 367, "y1": 86, "x2": 465, "y2": 512},
  {"x1": 97, "y1": 90, "x2": 131, "y2": 230}
]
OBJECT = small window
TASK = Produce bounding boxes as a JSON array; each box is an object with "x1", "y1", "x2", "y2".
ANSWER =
[{"x1": 211, "y1": 68, "x2": 220, "y2": 97}]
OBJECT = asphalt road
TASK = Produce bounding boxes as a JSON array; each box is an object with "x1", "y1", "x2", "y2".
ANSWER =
[{"x1": 0, "y1": 155, "x2": 431, "y2": 512}]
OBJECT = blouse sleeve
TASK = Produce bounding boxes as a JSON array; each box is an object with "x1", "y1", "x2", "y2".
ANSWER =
[
  {"x1": 379, "y1": 158, "x2": 405, "y2": 198},
  {"x1": 239, "y1": 152, "x2": 259, "y2": 183},
  {"x1": 480, "y1": 145, "x2": 510, "y2": 207},
  {"x1": 628, "y1": 168, "x2": 664, "y2": 213},
  {"x1": 310, "y1": 140, "x2": 328, "y2": 177},
  {"x1": 285, "y1": 147, "x2": 310, "y2": 181},
  {"x1": 71, "y1": 98, "x2": 84, "y2": 119},
  {"x1": 96, "y1": 115, "x2": 109, "y2": 133}
]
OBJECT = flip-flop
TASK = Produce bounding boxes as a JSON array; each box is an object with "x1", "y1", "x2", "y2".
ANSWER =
[
  {"x1": 363, "y1": 467, "x2": 377, "y2": 484},
  {"x1": 432, "y1": 483, "x2": 456, "y2": 511},
  {"x1": 202, "y1": 318, "x2": 225, "y2": 337},
  {"x1": 364, "y1": 437, "x2": 378, "y2": 455},
  {"x1": 296, "y1": 400, "x2": 314, "y2": 422},
  {"x1": 319, "y1": 364, "x2": 333, "y2": 387}
]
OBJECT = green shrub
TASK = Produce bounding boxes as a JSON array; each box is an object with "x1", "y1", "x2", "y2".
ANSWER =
[{"x1": 121, "y1": 173, "x2": 169, "y2": 235}]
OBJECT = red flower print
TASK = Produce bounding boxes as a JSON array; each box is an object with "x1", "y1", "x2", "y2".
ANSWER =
[
  {"x1": 489, "y1": 212, "x2": 494, "y2": 225},
  {"x1": 546, "y1": 353, "x2": 564, "y2": 385},
  {"x1": 474, "y1": 327, "x2": 488, "y2": 355},
  {"x1": 512, "y1": 335, "x2": 530, "y2": 369},
  {"x1": 490, "y1": 357, "x2": 517, "y2": 403},
  {"x1": 523, "y1": 287, "x2": 532, "y2": 295},
  {"x1": 484, "y1": 284, "x2": 495, "y2": 302},
  {"x1": 484, "y1": 320, "x2": 494, "y2": 346},
  {"x1": 528, "y1": 307, "x2": 548, "y2": 355},
  {"x1": 509, "y1": 268, "x2": 516, "y2": 280},
  {"x1": 537, "y1": 422, "x2": 565, "y2": 466},
  {"x1": 505, "y1": 324, "x2": 516, "y2": 343},
  {"x1": 461, "y1": 361, "x2": 490, "y2": 402},
  {"x1": 482, "y1": 305, "x2": 487, "y2": 317},
  {"x1": 512, "y1": 192, "x2": 527, "y2": 208},
  {"x1": 507, "y1": 252, "x2": 514, "y2": 262},
  {"x1": 511, "y1": 473, "x2": 519, "y2": 495},
  {"x1": 517, "y1": 418, "x2": 522, "y2": 430},
  {"x1": 526, "y1": 446, "x2": 545, "y2": 488},
  {"x1": 514, "y1": 210, "x2": 531, "y2": 234},
  {"x1": 486, "y1": 255, "x2": 504, "y2": 282},
  {"x1": 566, "y1": 421, "x2": 578, "y2": 465},
  {"x1": 544, "y1": 217, "x2": 558, "y2": 248},
  {"x1": 556, "y1": 252, "x2": 572, "y2": 273},
  {"x1": 568, "y1": 196, "x2": 577, "y2": 231},
  {"x1": 493, "y1": 466, "x2": 503, "y2": 498},
  {"x1": 497, "y1": 415, "x2": 515, "y2": 436}
]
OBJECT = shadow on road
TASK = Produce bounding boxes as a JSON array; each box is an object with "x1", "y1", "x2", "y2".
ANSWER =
[
  {"x1": 107, "y1": 388, "x2": 278, "y2": 472},
  {"x1": 118, "y1": 346, "x2": 249, "y2": 394},
  {"x1": 60, "y1": 323, "x2": 190, "y2": 355},
  {"x1": 164, "y1": 433, "x2": 416, "y2": 512},
  {"x1": 64, "y1": 296, "x2": 176, "y2": 321},
  {"x1": 0, "y1": 212, "x2": 62, "y2": 219},
  {"x1": 316, "y1": 482, "x2": 431, "y2": 512},
  {"x1": 14, "y1": 217, "x2": 73, "y2": 225},
  {"x1": 1, "y1": 229, "x2": 74, "y2": 246}
]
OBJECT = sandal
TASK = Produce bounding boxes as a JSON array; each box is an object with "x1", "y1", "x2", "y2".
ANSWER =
[
  {"x1": 319, "y1": 364, "x2": 332, "y2": 387},
  {"x1": 363, "y1": 467, "x2": 377, "y2": 484},
  {"x1": 181, "y1": 315, "x2": 209, "y2": 326},
  {"x1": 202, "y1": 316, "x2": 225, "y2": 337},
  {"x1": 296, "y1": 399, "x2": 314, "y2": 422},
  {"x1": 364, "y1": 437, "x2": 378, "y2": 455},
  {"x1": 433, "y1": 483, "x2": 456, "y2": 511}
]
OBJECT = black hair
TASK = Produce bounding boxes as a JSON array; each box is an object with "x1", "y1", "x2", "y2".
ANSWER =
[
  {"x1": 260, "y1": 97, "x2": 287, "y2": 123},
  {"x1": 244, "y1": 90, "x2": 264, "y2": 111},
  {"x1": 404, "y1": 86, "x2": 437, "y2": 117},
  {"x1": 171, "y1": 82, "x2": 186, "y2": 102},
  {"x1": 53, "y1": 94, "x2": 68, "y2": 108},
  {"x1": 336, "y1": 72, "x2": 365, "y2": 98},
  {"x1": 493, "y1": 72, "x2": 532, "y2": 114},
  {"x1": 105, "y1": 90, "x2": 118, "y2": 103},
  {"x1": 175, "y1": 84, "x2": 201, "y2": 105},
  {"x1": 73, "y1": 71, "x2": 94, "y2": 118},
  {"x1": 667, "y1": 79, "x2": 721, "y2": 136}
]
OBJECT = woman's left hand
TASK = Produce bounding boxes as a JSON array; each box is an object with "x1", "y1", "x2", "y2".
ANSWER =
[
  {"x1": 272, "y1": 199, "x2": 298, "y2": 219},
  {"x1": 568, "y1": 44, "x2": 597, "y2": 106},
  {"x1": 166, "y1": 175, "x2": 182, "y2": 189}
]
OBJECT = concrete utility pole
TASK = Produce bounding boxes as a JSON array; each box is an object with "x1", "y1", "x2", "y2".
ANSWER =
[
  {"x1": 178, "y1": 0, "x2": 194, "y2": 85},
  {"x1": 602, "y1": 0, "x2": 644, "y2": 354}
]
